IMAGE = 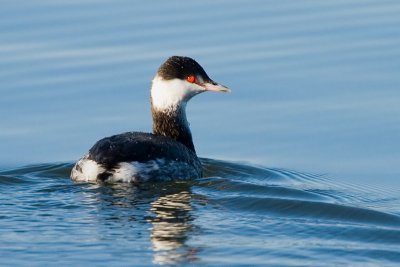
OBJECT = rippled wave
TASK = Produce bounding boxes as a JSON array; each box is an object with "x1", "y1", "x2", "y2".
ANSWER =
[{"x1": 1, "y1": 159, "x2": 399, "y2": 265}]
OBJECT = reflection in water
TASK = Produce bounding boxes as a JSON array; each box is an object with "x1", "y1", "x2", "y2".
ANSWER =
[
  {"x1": 78, "y1": 182, "x2": 199, "y2": 265},
  {"x1": 149, "y1": 190, "x2": 199, "y2": 265},
  {"x1": 3, "y1": 160, "x2": 400, "y2": 266}
]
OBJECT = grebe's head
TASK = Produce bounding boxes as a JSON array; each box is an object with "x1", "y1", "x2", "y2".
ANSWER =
[{"x1": 151, "y1": 56, "x2": 230, "y2": 111}]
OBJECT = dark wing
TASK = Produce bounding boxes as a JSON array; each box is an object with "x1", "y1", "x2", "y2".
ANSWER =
[{"x1": 87, "y1": 132, "x2": 199, "y2": 168}]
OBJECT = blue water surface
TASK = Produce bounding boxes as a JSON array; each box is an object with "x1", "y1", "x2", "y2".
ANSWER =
[{"x1": 1, "y1": 0, "x2": 400, "y2": 266}]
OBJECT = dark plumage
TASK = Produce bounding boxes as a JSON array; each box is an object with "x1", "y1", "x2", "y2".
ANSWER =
[
  {"x1": 88, "y1": 132, "x2": 202, "y2": 174},
  {"x1": 151, "y1": 106, "x2": 195, "y2": 152},
  {"x1": 157, "y1": 56, "x2": 212, "y2": 82},
  {"x1": 71, "y1": 56, "x2": 229, "y2": 183}
]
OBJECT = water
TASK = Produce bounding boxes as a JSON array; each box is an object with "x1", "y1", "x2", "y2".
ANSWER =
[
  {"x1": 1, "y1": 0, "x2": 400, "y2": 266},
  {"x1": 1, "y1": 160, "x2": 399, "y2": 266}
]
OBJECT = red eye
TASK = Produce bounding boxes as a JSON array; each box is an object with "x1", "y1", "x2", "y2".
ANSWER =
[{"x1": 187, "y1": 75, "x2": 196, "y2": 83}]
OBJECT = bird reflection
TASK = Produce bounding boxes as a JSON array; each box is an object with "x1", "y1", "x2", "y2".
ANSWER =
[
  {"x1": 78, "y1": 182, "x2": 199, "y2": 265},
  {"x1": 149, "y1": 188, "x2": 199, "y2": 265}
]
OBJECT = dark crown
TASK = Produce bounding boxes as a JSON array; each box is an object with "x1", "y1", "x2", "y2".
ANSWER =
[{"x1": 157, "y1": 56, "x2": 212, "y2": 82}]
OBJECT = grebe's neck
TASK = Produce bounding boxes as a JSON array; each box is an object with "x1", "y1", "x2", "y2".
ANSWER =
[
  {"x1": 150, "y1": 75, "x2": 200, "y2": 152},
  {"x1": 151, "y1": 103, "x2": 195, "y2": 152}
]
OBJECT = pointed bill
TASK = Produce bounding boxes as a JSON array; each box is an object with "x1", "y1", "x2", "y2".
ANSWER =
[{"x1": 202, "y1": 81, "x2": 231, "y2": 93}]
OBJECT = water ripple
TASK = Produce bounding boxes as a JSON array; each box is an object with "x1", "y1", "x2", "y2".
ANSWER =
[
  {"x1": 1, "y1": 160, "x2": 399, "y2": 265},
  {"x1": 1, "y1": 0, "x2": 400, "y2": 265}
]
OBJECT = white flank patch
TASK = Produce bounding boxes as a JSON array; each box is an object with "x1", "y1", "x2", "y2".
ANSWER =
[
  {"x1": 151, "y1": 75, "x2": 204, "y2": 111},
  {"x1": 71, "y1": 156, "x2": 201, "y2": 184},
  {"x1": 110, "y1": 162, "x2": 142, "y2": 183},
  {"x1": 107, "y1": 161, "x2": 161, "y2": 183},
  {"x1": 70, "y1": 155, "x2": 105, "y2": 182}
]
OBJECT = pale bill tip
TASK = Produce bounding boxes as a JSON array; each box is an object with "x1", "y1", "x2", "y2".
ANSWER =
[{"x1": 203, "y1": 82, "x2": 231, "y2": 93}]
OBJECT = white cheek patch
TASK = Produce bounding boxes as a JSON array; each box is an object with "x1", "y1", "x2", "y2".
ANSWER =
[{"x1": 151, "y1": 76, "x2": 203, "y2": 111}]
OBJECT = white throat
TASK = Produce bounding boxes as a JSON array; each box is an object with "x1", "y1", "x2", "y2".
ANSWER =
[{"x1": 151, "y1": 75, "x2": 203, "y2": 111}]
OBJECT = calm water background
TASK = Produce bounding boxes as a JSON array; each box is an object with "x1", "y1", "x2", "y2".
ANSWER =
[{"x1": 1, "y1": 0, "x2": 400, "y2": 266}]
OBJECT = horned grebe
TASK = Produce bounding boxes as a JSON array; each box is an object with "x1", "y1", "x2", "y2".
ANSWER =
[{"x1": 71, "y1": 56, "x2": 230, "y2": 183}]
